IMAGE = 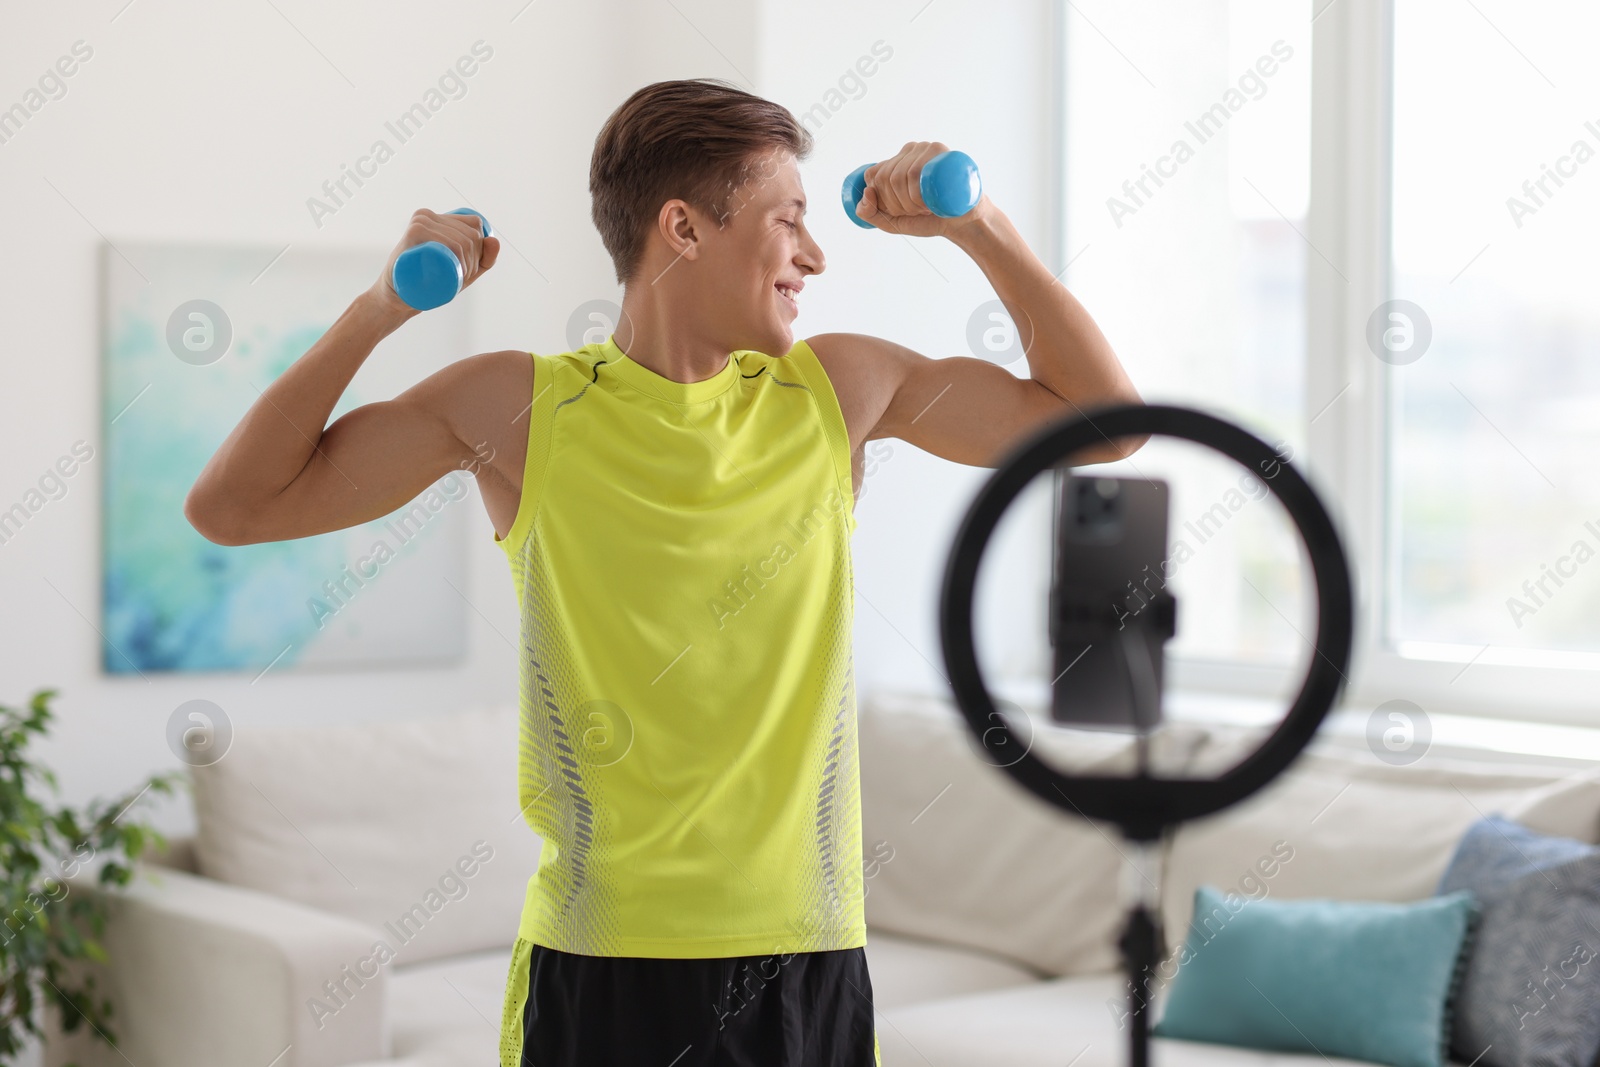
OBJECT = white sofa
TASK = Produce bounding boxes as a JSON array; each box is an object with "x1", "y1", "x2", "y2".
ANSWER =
[{"x1": 46, "y1": 693, "x2": 1600, "y2": 1067}]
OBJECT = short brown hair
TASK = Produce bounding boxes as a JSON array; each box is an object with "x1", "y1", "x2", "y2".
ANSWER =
[{"x1": 590, "y1": 79, "x2": 813, "y2": 285}]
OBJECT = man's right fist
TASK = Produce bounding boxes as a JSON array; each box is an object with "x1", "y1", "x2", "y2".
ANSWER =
[{"x1": 372, "y1": 208, "x2": 501, "y2": 314}]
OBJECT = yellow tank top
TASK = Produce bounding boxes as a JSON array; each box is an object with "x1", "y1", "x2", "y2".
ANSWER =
[{"x1": 493, "y1": 334, "x2": 864, "y2": 957}]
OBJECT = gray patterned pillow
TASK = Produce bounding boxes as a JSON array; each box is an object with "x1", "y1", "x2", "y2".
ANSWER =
[{"x1": 1437, "y1": 817, "x2": 1600, "y2": 1067}]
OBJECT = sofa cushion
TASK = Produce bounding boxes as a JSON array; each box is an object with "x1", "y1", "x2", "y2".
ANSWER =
[
  {"x1": 190, "y1": 705, "x2": 542, "y2": 965},
  {"x1": 858, "y1": 691, "x2": 1208, "y2": 979},
  {"x1": 378, "y1": 947, "x2": 511, "y2": 1066},
  {"x1": 1154, "y1": 888, "x2": 1478, "y2": 1067},
  {"x1": 864, "y1": 927, "x2": 1044, "y2": 1010},
  {"x1": 1438, "y1": 818, "x2": 1600, "y2": 1067},
  {"x1": 875, "y1": 971, "x2": 1431, "y2": 1067},
  {"x1": 1161, "y1": 739, "x2": 1575, "y2": 951},
  {"x1": 1503, "y1": 767, "x2": 1600, "y2": 843}
]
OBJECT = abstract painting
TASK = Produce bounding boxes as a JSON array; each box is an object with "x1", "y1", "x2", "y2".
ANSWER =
[{"x1": 100, "y1": 243, "x2": 471, "y2": 674}]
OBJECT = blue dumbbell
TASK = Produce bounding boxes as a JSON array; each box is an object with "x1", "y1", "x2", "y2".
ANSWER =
[
  {"x1": 391, "y1": 208, "x2": 493, "y2": 311},
  {"x1": 842, "y1": 150, "x2": 982, "y2": 229}
]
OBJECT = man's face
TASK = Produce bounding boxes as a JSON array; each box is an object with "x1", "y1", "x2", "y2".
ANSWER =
[{"x1": 694, "y1": 150, "x2": 826, "y2": 357}]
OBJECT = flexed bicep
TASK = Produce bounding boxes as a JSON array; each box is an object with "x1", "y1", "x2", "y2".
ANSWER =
[{"x1": 188, "y1": 350, "x2": 531, "y2": 545}]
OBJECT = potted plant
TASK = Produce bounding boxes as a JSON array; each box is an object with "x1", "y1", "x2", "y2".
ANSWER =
[{"x1": 0, "y1": 689, "x2": 177, "y2": 1065}]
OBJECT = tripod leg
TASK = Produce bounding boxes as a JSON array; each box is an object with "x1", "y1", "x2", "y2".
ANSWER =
[{"x1": 1120, "y1": 903, "x2": 1159, "y2": 1067}]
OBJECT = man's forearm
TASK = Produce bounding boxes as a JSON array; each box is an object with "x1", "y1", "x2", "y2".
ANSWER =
[
  {"x1": 948, "y1": 205, "x2": 1139, "y2": 411},
  {"x1": 187, "y1": 291, "x2": 411, "y2": 520}
]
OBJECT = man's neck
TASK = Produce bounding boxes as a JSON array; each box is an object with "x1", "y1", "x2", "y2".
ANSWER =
[{"x1": 612, "y1": 286, "x2": 731, "y2": 385}]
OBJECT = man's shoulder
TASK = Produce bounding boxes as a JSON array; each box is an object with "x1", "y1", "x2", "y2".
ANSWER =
[
  {"x1": 450, "y1": 348, "x2": 533, "y2": 386},
  {"x1": 801, "y1": 333, "x2": 906, "y2": 391},
  {"x1": 430, "y1": 349, "x2": 534, "y2": 443},
  {"x1": 800, "y1": 333, "x2": 909, "y2": 448}
]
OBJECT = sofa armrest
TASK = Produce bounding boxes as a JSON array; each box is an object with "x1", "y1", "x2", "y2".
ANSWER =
[
  {"x1": 44, "y1": 864, "x2": 390, "y2": 1067},
  {"x1": 144, "y1": 832, "x2": 200, "y2": 873}
]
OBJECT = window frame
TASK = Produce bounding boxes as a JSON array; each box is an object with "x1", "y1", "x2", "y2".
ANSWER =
[{"x1": 1056, "y1": 0, "x2": 1600, "y2": 727}]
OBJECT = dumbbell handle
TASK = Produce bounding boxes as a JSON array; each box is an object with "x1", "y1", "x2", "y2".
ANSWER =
[
  {"x1": 391, "y1": 208, "x2": 492, "y2": 312},
  {"x1": 842, "y1": 150, "x2": 982, "y2": 229}
]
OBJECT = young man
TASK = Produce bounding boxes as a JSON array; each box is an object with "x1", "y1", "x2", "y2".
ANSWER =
[{"x1": 185, "y1": 79, "x2": 1140, "y2": 1066}]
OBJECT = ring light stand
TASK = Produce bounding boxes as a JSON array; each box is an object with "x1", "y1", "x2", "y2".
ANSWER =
[{"x1": 938, "y1": 405, "x2": 1354, "y2": 1067}]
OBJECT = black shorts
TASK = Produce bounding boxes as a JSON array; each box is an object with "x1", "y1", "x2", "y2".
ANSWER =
[{"x1": 512, "y1": 941, "x2": 880, "y2": 1066}]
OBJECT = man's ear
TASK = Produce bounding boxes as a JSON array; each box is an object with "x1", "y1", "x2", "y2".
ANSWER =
[{"x1": 658, "y1": 199, "x2": 700, "y2": 264}]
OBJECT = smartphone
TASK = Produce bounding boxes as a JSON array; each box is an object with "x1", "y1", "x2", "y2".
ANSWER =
[{"x1": 1049, "y1": 474, "x2": 1173, "y2": 731}]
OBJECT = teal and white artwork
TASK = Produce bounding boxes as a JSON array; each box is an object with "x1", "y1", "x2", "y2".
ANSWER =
[{"x1": 101, "y1": 243, "x2": 470, "y2": 675}]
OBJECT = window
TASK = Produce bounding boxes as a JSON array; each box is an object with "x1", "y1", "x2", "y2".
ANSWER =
[
  {"x1": 1059, "y1": 0, "x2": 1314, "y2": 686},
  {"x1": 1389, "y1": 0, "x2": 1600, "y2": 662},
  {"x1": 1053, "y1": 0, "x2": 1600, "y2": 721}
]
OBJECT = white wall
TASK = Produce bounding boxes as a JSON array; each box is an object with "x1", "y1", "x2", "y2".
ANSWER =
[
  {"x1": 750, "y1": 0, "x2": 1060, "y2": 703},
  {"x1": 0, "y1": 0, "x2": 627, "y2": 842},
  {"x1": 0, "y1": 0, "x2": 1056, "y2": 835}
]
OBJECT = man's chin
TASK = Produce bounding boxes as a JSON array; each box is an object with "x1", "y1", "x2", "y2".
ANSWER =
[
  {"x1": 761, "y1": 323, "x2": 794, "y2": 356},
  {"x1": 729, "y1": 327, "x2": 792, "y2": 357}
]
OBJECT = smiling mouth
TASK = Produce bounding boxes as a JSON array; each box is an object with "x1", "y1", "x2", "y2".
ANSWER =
[{"x1": 774, "y1": 284, "x2": 800, "y2": 314}]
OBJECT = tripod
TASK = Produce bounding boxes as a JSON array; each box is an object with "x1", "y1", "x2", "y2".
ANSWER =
[{"x1": 939, "y1": 404, "x2": 1356, "y2": 1067}]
